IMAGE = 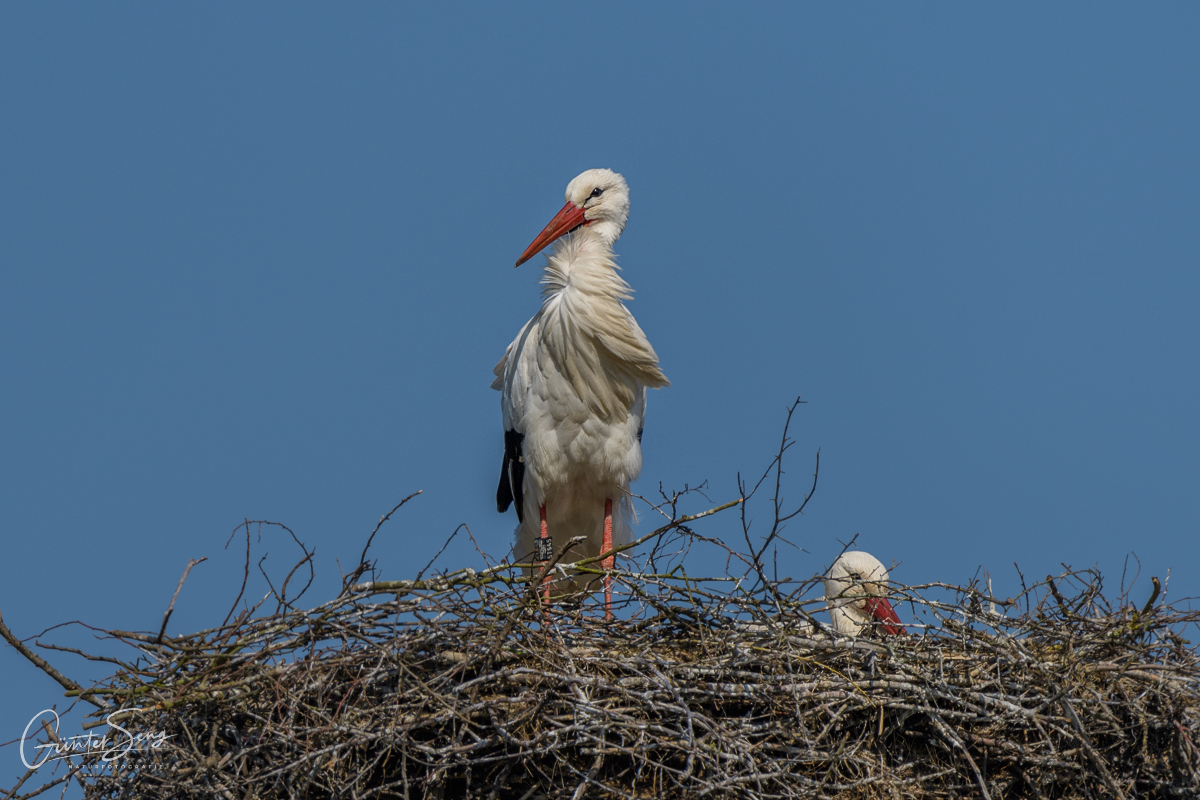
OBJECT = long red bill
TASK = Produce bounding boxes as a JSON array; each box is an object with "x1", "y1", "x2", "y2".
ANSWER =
[
  {"x1": 863, "y1": 596, "x2": 907, "y2": 636},
  {"x1": 514, "y1": 201, "x2": 587, "y2": 267}
]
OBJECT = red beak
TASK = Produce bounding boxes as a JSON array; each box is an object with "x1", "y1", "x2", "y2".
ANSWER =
[
  {"x1": 863, "y1": 596, "x2": 906, "y2": 636},
  {"x1": 514, "y1": 201, "x2": 587, "y2": 267}
]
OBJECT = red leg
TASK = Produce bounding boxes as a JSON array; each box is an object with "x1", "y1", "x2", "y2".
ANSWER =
[
  {"x1": 602, "y1": 498, "x2": 613, "y2": 620},
  {"x1": 539, "y1": 503, "x2": 550, "y2": 606}
]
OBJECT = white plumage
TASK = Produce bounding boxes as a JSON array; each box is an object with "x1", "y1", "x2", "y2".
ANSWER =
[
  {"x1": 493, "y1": 169, "x2": 668, "y2": 608},
  {"x1": 823, "y1": 550, "x2": 907, "y2": 636}
]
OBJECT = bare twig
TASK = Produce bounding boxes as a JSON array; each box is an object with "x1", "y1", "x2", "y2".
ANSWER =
[
  {"x1": 343, "y1": 490, "x2": 423, "y2": 593},
  {"x1": 157, "y1": 557, "x2": 208, "y2": 644},
  {"x1": 0, "y1": 612, "x2": 102, "y2": 709}
]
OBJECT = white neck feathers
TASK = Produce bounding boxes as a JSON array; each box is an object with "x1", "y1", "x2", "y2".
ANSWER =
[{"x1": 535, "y1": 231, "x2": 668, "y2": 419}]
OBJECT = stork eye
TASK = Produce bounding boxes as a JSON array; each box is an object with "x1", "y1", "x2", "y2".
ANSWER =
[{"x1": 589, "y1": 187, "x2": 604, "y2": 198}]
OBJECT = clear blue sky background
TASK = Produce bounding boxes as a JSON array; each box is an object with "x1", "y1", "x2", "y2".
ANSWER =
[{"x1": 2, "y1": 5, "x2": 1198, "y2": 788}]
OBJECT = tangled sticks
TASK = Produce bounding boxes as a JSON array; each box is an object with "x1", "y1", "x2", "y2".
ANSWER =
[
  {"x1": 4, "y1": 509, "x2": 1199, "y2": 800},
  {"x1": 3, "y1": 404, "x2": 1198, "y2": 799}
]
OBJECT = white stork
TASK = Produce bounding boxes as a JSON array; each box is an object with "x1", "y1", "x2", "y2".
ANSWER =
[
  {"x1": 492, "y1": 169, "x2": 669, "y2": 618},
  {"x1": 824, "y1": 551, "x2": 907, "y2": 636}
]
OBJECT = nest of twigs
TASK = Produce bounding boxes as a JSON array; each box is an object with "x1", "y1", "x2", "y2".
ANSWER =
[
  {"x1": 4, "y1": 403, "x2": 1198, "y2": 800},
  {"x1": 4, "y1": 501, "x2": 1199, "y2": 800}
]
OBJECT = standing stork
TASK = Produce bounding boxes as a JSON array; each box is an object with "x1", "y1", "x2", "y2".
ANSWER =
[
  {"x1": 492, "y1": 169, "x2": 669, "y2": 618},
  {"x1": 824, "y1": 551, "x2": 907, "y2": 636}
]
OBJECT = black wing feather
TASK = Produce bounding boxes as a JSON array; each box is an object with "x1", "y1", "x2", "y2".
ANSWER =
[{"x1": 496, "y1": 429, "x2": 526, "y2": 523}]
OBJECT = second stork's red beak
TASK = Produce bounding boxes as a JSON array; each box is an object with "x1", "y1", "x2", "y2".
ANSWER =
[
  {"x1": 863, "y1": 596, "x2": 907, "y2": 636},
  {"x1": 515, "y1": 201, "x2": 588, "y2": 267}
]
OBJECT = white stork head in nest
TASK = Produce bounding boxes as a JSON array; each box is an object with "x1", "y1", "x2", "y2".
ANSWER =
[{"x1": 824, "y1": 551, "x2": 907, "y2": 637}]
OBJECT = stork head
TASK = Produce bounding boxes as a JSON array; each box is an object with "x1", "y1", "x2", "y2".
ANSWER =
[
  {"x1": 823, "y1": 550, "x2": 907, "y2": 637},
  {"x1": 515, "y1": 168, "x2": 630, "y2": 267}
]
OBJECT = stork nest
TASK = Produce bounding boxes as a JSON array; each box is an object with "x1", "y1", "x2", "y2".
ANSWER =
[{"x1": 3, "y1": 504, "x2": 1198, "y2": 800}]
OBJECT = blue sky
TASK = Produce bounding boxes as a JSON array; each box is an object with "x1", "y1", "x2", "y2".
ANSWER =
[{"x1": 2, "y1": 4, "x2": 1198, "y2": 788}]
